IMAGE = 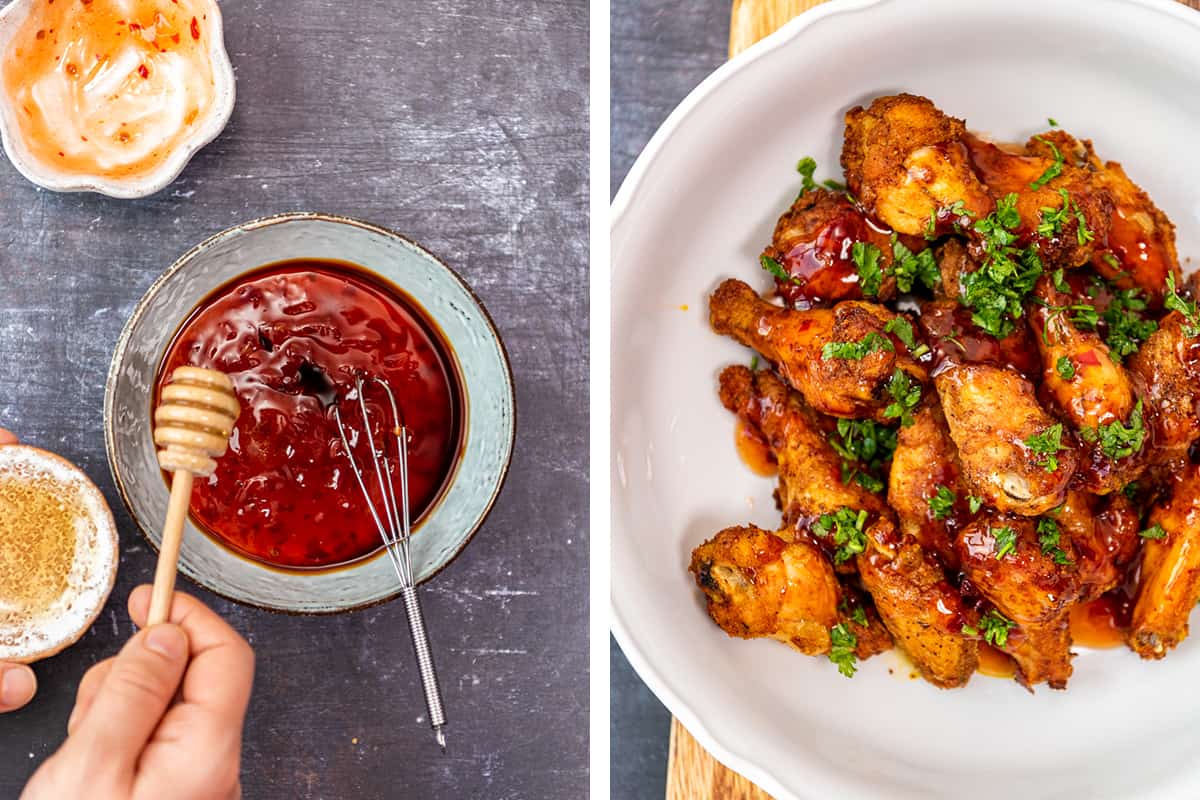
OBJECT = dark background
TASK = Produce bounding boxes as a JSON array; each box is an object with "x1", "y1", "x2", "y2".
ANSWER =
[
  {"x1": 0, "y1": 0, "x2": 588, "y2": 797},
  {"x1": 610, "y1": 0, "x2": 726, "y2": 796}
]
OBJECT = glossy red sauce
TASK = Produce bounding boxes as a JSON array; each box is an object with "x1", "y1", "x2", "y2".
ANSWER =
[
  {"x1": 157, "y1": 261, "x2": 463, "y2": 569},
  {"x1": 918, "y1": 302, "x2": 1040, "y2": 378},
  {"x1": 734, "y1": 419, "x2": 777, "y2": 477},
  {"x1": 776, "y1": 205, "x2": 881, "y2": 306},
  {"x1": 977, "y1": 643, "x2": 1017, "y2": 679},
  {"x1": 1069, "y1": 594, "x2": 1130, "y2": 649}
]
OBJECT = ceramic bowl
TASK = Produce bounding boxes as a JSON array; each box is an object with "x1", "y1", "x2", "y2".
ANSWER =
[
  {"x1": 105, "y1": 213, "x2": 515, "y2": 613},
  {"x1": 0, "y1": 0, "x2": 235, "y2": 198},
  {"x1": 611, "y1": 1, "x2": 1200, "y2": 798}
]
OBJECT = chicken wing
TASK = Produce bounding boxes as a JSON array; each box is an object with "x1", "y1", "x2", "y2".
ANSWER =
[
  {"x1": 842, "y1": 94, "x2": 993, "y2": 236},
  {"x1": 887, "y1": 401, "x2": 968, "y2": 570},
  {"x1": 1056, "y1": 489, "x2": 1140, "y2": 602},
  {"x1": 690, "y1": 525, "x2": 841, "y2": 655},
  {"x1": 718, "y1": 365, "x2": 888, "y2": 533},
  {"x1": 956, "y1": 513, "x2": 1079, "y2": 688},
  {"x1": 1126, "y1": 312, "x2": 1200, "y2": 465},
  {"x1": 763, "y1": 188, "x2": 900, "y2": 306},
  {"x1": 1028, "y1": 274, "x2": 1144, "y2": 493},
  {"x1": 710, "y1": 279, "x2": 925, "y2": 422},
  {"x1": 963, "y1": 132, "x2": 1110, "y2": 270},
  {"x1": 1129, "y1": 461, "x2": 1200, "y2": 659},
  {"x1": 856, "y1": 516, "x2": 978, "y2": 688},
  {"x1": 935, "y1": 363, "x2": 1077, "y2": 515}
]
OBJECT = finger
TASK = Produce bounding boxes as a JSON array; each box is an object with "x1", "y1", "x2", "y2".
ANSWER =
[
  {"x1": 128, "y1": 586, "x2": 254, "y2": 725},
  {"x1": 71, "y1": 624, "x2": 189, "y2": 762},
  {"x1": 66, "y1": 658, "x2": 115, "y2": 734},
  {"x1": 0, "y1": 429, "x2": 17, "y2": 446},
  {"x1": 0, "y1": 663, "x2": 36, "y2": 712}
]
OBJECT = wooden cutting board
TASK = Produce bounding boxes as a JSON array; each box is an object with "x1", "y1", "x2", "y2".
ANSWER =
[{"x1": 665, "y1": 0, "x2": 1200, "y2": 797}]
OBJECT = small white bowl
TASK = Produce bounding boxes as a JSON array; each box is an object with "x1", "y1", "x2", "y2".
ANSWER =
[{"x1": 0, "y1": 0, "x2": 235, "y2": 199}]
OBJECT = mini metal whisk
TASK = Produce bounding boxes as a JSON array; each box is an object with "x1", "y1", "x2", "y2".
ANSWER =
[{"x1": 332, "y1": 373, "x2": 448, "y2": 751}]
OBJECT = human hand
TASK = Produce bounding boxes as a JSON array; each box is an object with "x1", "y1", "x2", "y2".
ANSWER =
[
  {"x1": 21, "y1": 586, "x2": 255, "y2": 800},
  {"x1": 0, "y1": 427, "x2": 37, "y2": 713}
]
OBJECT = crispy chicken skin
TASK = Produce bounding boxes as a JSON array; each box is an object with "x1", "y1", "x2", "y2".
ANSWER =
[
  {"x1": 718, "y1": 365, "x2": 888, "y2": 530},
  {"x1": 887, "y1": 401, "x2": 966, "y2": 569},
  {"x1": 963, "y1": 132, "x2": 1110, "y2": 270},
  {"x1": 710, "y1": 279, "x2": 925, "y2": 422},
  {"x1": 1129, "y1": 462, "x2": 1200, "y2": 659},
  {"x1": 763, "y1": 189, "x2": 899, "y2": 305},
  {"x1": 837, "y1": 581, "x2": 895, "y2": 658},
  {"x1": 956, "y1": 513, "x2": 1079, "y2": 688},
  {"x1": 856, "y1": 517, "x2": 978, "y2": 688},
  {"x1": 1028, "y1": 275, "x2": 1143, "y2": 493},
  {"x1": 690, "y1": 525, "x2": 841, "y2": 655},
  {"x1": 935, "y1": 363, "x2": 1077, "y2": 516},
  {"x1": 1126, "y1": 312, "x2": 1200, "y2": 465},
  {"x1": 842, "y1": 94, "x2": 993, "y2": 236}
]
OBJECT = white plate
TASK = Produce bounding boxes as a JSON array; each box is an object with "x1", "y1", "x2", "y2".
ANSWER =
[{"x1": 610, "y1": 1, "x2": 1200, "y2": 798}]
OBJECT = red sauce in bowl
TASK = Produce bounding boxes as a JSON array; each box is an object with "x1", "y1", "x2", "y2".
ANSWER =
[{"x1": 156, "y1": 261, "x2": 463, "y2": 569}]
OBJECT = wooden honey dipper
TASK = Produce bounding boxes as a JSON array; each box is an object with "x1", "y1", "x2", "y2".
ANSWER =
[{"x1": 149, "y1": 366, "x2": 240, "y2": 625}]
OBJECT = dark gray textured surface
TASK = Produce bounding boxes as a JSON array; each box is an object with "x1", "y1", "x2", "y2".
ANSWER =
[
  {"x1": 610, "y1": 0, "x2": 726, "y2": 797},
  {"x1": 0, "y1": 0, "x2": 588, "y2": 797}
]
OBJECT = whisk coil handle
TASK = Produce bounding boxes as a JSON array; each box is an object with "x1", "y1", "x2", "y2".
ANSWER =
[{"x1": 402, "y1": 585, "x2": 447, "y2": 733}]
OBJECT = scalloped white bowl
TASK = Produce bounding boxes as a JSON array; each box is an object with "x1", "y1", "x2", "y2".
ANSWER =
[
  {"x1": 611, "y1": 1, "x2": 1200, "y2": 798},
  {"x1": 0, "y1": 0, "x2": 235, "y2": 198}
]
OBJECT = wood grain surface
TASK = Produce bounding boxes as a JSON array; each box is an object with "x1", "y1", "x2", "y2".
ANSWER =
[
  {"x1": 663, "y1": 0, "x2": 1200, "y2": 797},
  {"x1": 0, "y1": 1, "x2": 588, "y2": 798}
]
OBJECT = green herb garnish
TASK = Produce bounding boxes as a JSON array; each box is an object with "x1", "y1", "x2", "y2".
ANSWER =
[
  {"x1": 1081, "y1": 399, "x2": 1145, "y2": 460},
  {"x1": 1055, "y1": 356, "x2": 1075, "y2": 381},
  {"x1": 968, "y1": 496, "x2": 983, "y2": 514},
  {"x1": 1139, "y1": 523, "x2": 1167, "y2": 541},
  {"x1": 1030, "y1": 137, "x2": 1064, "y2": 190},
  {"x1": 889, "y1": 236, "x2": 940, "y2": 293},
  {"x1": 992, "y1": 526, "x2": 1018, "y2": 560},
  {"x1": 821, "y1": 332, "x2": 894, "y2": 361},
  {"x1": 1036, "y1": 518, "x2": 1072, "y2": 565},
  {"x1": 830, "y1": 419, "x2": 897, "y2": 495},
  {"x1": 760, "y1": 254, "x2": 799, "y2": 285},
  {"x1": 928, "y1": 485, "x2": 956, "y2": 520},
  {"x1": 813, "y1": 508, "x2": 870, "y2": 565},
  {"x1": 796, "y1": 156, "x2": 818, "y2": 192},
  {"x1": 1024, "y1": 423, "x2": 1068, "y2": 472},
  {"x1": 1165, "y1": 273, "x2": 1200, "y2": 337},
  {"x1": 1102, "y1": 287, "x2": 1157, "y2": 360},
  {"x1": 853, "y1": 241, "x2": 885, "y2": 297},
  {"x1": 962, "y1": 609, "x2": 1016, "y2": 648},
  {"x1": 962, "y1": 193, "x2": 1043, "y2": 337},
  {"x1": 882, "y1": 368, "x2": 921, "y2": 427},
  {"x1": 828, "y1": 623, "x2": 858, "y2": 677}
]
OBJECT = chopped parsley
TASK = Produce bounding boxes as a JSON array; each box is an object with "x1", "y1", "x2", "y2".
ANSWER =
[
  {"x1": 882, "y1": 368, "x2": 921, "y2": 427},
  {"x1": 1139, "y1": 523, "x2": 1167, "y2": 541},
  {"x1": 1030, "y1": 137, "x2": 1064, "y2": 190},
  {"x1": 813, "y1": 507, "x2": 870, "y2": 565},
  {"x1": 884, "y1": 316, "x2": 929, "y2": 357},
  {"x1": 1036, "y1": 518, "x2": 1072, "y2": 565},
  {"x1": 962, "y1": 193, "x2": 1044, "y2": 337},
  {"x1": 828, "y1": 623, "x2": 858, "y2": 677},
  {"x1": 1055, "y1": 356, "x2": 1075, "y2": 380},
  {"x1": 750, "y1": 354, "x2": 760, "y2": 371},
  {"x1": 992, "y1": 526, "x2": 1018, "y2": 560},
  {"x1": 1037, "y1": 189, "x2": 1091, "y2": 245},
  {"x1": 889, "y1": 236, "x2": 940, "y2": 293},
  {"x1": 925, "y1": 200, "x2": 976, "y2": 240},
  {"x1": 1080, "y1": 399, "x2": 1145, "y2": 460},
  {"x1": 1052, "y1": 268, "x2": 1071, "y2": 293},
  {"x1": 1122, "y1": 481, "x2": 1140, "y2": 501},
  {"x1": 1165, "y1": 273, "x2": 1200, "y2": 337},
  {"x1": 853, "y1": 241, "x2": 885, "y2": 297},
  {"x1": 1024, "y1": 423, "x2": 1068, "y2": 472},
  {"x1": 829, "y1": 419, "x2": 897, "y2": 495},
  {"x1": 839, "y1": 598, "x2": 870, "y2": 628},
  {"x1": 760, "y1": 254, "x2": 799, "y2": 285},
  {"x1": 968, "y1": 495, "x2": 984, "y2": 514},
  {"x1": 822, "y1": 178, "x2": 846, "y2": 191},
  {"x1": 1102, "y1": 287, "x2": 1157, "y2": 360},
  {"x1": 796, "y1": 156, "x2": 819, "y2": 192},
  {"x1": 928, "y1": 485, "x2": 956, "y2": 520},
  {"x1": 962, "y1": 609, "x2": 1016, "y2": 648},
  {"x1": 821, "y1": 332, "x2": 894, "y2": 361},
  {"x1": 1048, "y1": 117, "x2": 1059, "y2": 127}
]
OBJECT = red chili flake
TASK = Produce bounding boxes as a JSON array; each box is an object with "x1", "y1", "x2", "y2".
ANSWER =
[
  {"x1": 80, "y1": 136, "x2": 88, "y2": 142},
  {"x1": 35, "y1": 29, "x2": 45, "y2": 40},
  {"x1": 129, "y1": 22, "x2": 141, "y2": 31},
  {"x1": 171, "y1": 33, "x2": 180, "y2": 44},
  {"x1": 138, "y1": 64, "x2": 149, "y2": 78},
  {"x1": 57, "y1": 151, "x2": 64, "y2": 157},
  {"x1": 1077, "y1": 349, "x2": 1102, "y2": 367},
  {"x1": 190, "y1": 16, "x2": 200, "y2": 39}
]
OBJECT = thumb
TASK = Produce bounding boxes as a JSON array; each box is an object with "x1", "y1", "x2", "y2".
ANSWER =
[{"x1": 72, "y1": 624, "x2": 189, "y2": 762}]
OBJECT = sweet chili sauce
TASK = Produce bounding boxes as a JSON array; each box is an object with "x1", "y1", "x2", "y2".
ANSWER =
[{"x1": 156, "y1": 261, "x2": 463, "y2": 570}]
